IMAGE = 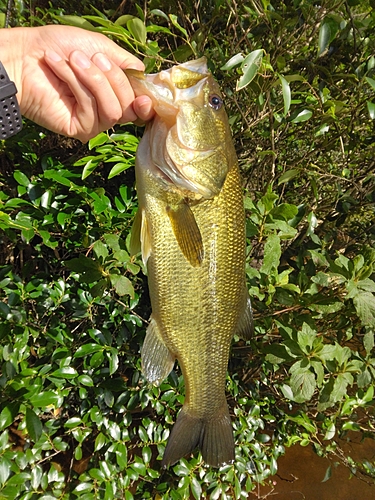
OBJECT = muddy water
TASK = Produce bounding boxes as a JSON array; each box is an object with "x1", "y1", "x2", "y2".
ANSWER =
[{"x1": 251, "y1": 433, "x2": 375, "y2": 499}]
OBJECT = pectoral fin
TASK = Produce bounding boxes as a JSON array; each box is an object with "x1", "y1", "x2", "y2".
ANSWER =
[
  {"x1": 166, "y1": 202, "x2": 204, "y2": 267},
  {"x1": 236, "y1": 295, "x2": 254, "y2": 340},
  {"x1": 129, "y1": 208, "x2": 152, "y2": 267},
  {"x1": 141, "y1": 317, "x2": 175, "y2": 386}
]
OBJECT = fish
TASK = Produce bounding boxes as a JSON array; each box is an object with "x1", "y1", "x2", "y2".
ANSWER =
[{"x1": 126, "y1": 57, "x2": 253, "y2": 468}]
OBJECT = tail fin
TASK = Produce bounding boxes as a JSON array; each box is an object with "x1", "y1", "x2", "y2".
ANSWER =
[{"x1": 161, "y1": 406, "x2": 235, "y2": 468}]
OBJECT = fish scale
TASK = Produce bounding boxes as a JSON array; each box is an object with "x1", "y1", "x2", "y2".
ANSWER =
[{"x1": 127, "y1": 58, "x2": 253, "y2": 467}]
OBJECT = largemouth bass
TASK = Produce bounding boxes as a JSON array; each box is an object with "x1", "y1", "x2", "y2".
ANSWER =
[{"x1": 127, "y1": 58, "x2": 253, "y2": 468}]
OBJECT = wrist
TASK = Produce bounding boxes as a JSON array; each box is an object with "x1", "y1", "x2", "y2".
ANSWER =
[
  {"x1": 0, "y1": 27, "x2": 28, "y2": 110},
  {"x1": 0, "y1": 28, "x2": 27, "y2": 137},
  {"x1": 0, "y1": 60, "x2": 22, "y2": 138}
]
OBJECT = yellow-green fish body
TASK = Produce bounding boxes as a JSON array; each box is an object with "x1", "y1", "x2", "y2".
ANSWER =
[{"x1": 127, "y1": 58, "x2": 253, "y2": 467}]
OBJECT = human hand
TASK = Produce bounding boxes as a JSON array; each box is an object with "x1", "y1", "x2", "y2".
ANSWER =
[{"x1": 0, "y1": 25, "x2": 153, "y2": 142}]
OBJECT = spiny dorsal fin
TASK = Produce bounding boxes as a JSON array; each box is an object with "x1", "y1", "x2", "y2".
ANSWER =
[{"x1": 166, "y1": 202, "x2": 204, "y2": 267}]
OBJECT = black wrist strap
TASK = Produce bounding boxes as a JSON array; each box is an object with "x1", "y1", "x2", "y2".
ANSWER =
[{"x1": 0, "y1": 61, "x2": 22, "y2": 139}]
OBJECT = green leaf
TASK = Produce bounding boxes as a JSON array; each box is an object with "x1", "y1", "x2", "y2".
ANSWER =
[
  {"x1": 221, "y1": 53, "x2": 244, "y2": 70},
  {"x1": 131, "y1": 460, "x2": 146, "y2": 476},
  {"x1": 280, "y1": 384, "x2": 294, "y2": 400},
  {"x1": 95, "y1": 432, "x2": 107, "y2": 452},
  {"x1": 127, "y1": 18, "x2": 147, "y2": 45},
  {"x1": 110, "y1": 274, "x2": 134, "y2": 297},
  {"x1": 290, "y1": 366, "x2": 316, "y2": 402},
  {"x1": 0, "y1": 402, "x2": 20, "y2": 431},
  {"x1": 29, "y1": 391, "x2": 61, "y2": 407},
  {"x1": 150, "y1": 9, "x2": 169, "y2": 22},
  {"x1": 297, "y1": 323, "x2": 317, "y2": 352},
  {"x1": 74, "y1": 343, "x2": 104, "y2": 357},
  {"x1": 89, "y1": 132, "x2": 108, "y2": 149},
  {"x1": 322, "y1": 465, "x2": 332, "y2": 483},
  {"x1": 279, "y1": 74, "x2": 291, "y2": 115},
  {"x1": 78, "y1": 374, "x2": 94, "y2": 386},
  {"x1": 265, "y1": 343, "x2": 294, "y2": 364},
  {"x1": 237, "y1": 49, "x2": 263, "y2": 90},
  {"x1": 66, "y1": 255, "x2": 103, "y2": 282},
  {"x1": 39, "y1": 230, "x2": 58, "y2": 249},
  {"x1": 57, "y1": 14, "x2": 96, "y2": 30},
  {"x1": 333, "y1": 372, "x2": 353, "y2": 401},
  {"x1": 115, "y1": 14, "x2": 135, "y2": 26},
  {"x1": 107, "y1": 348, "x2": 119, "y2": 375},
  {"x1": 311, "y1": 271, "x2": 330, "y2": 287},
  {"x1": 190, "y1": 476, "x2": 202, "y2": 500},
  {"x1": 82, "y1": 159, "x2": 100, "y2": 180},
  {"x1": 108, "y1": 162, "x2": 132, "y2": 179},
  {"x1": 261, "y1": 234, "x2": 281, "y2": 274},
  {"x1": 363, "y1": 330, "x2": 374, "y2": 356},
  {"x1": 93, "y1": 240, "x2": 109, "y2": 260},
  {"x1": 278, "y1": 169, "x2": 299, "y2": 184},
  {"x1": 142, "y1": 446, "x2": 152, "y2": 464},
  {"x1": 291, "y1": 109, "x2": 313, "y2": 123},
  {"x1": 13, "y1": 170, "x2": 30, "y2": 186},
  {"x1": 353, "y1": 292, "x2": 375, "y2": 327},
  {"x1": 26, "y1": 407, "x2": 43, "y2": 442},
  {"x1": 104, "y1": 233, "x2": 122, "y2": 252},
  {"x1": 50, "y1": 367, "x2": 78, "y2": 379},
  {"x1": 323, "y1": 421, "x2": 336, "y2": 441},
  {"x1": 358, "y1": 278, "x2": 375, "y2": 294},
  {"x1": 0, "y1": 457, "x2": 11, "y2": 486},
  {"x1": 43, "y1": 170, "x2": 72, "y2": 187},
  {"x1": 7, "y1": 472, "x2": 31, "y2": 486},
  {"x1": 367, "y1": 101, "x2": 375, "y2": 119},
  {"x1": 116, "y1": 443, "x2": 128, "y2": 469},
  {"x1": 365, "y1": 76, "x2": 375, "y2": 91},
  {"x1": 311, "y1": 360, "x2": 325, "y2": 386},
  {"x1": 318, "y1": 16, "x2": 340, "y2": 56},
  {"x1": 168, "y1": 14, "x2": 188, "y2": 37}
]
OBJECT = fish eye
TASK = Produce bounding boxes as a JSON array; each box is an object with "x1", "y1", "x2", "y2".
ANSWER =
[{"x1": 209, "y1": 94, "x2": 223, "y2": 110}]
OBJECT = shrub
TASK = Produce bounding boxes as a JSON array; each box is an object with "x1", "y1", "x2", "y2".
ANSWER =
[{"x1": 0, "y1": 0, "x2": 374, "y2": 498}]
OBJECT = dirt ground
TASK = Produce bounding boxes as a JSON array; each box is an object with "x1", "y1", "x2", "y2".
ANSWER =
[{"x1": 250, "y1": 433, "x2": 375, "y2": 500}]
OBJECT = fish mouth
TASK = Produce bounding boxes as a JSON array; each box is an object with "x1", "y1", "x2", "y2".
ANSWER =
[
  {"x1": 128, "y1": 57, "x2": 227, "y2": 199},
  {"x1": 125, "y1": 57, "x2": 210, "y2": 115}
]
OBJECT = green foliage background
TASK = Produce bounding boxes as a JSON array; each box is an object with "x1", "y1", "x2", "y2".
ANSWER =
[{"x1": 0, "y1": 0, "x2": 375, "y2": 498}]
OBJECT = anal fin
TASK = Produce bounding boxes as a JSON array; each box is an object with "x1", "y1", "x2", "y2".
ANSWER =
[
  {"x1": 166, "y1": 201, "x2": 203, "y2": 267},
  {"x1": 141, "y1": 317, "x2": 175, "y2": 386}
]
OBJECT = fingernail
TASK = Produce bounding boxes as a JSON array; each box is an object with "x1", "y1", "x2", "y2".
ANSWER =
[
  {"x1": 45, "y1": 50, "x2": 62, "y2": 62},
  {"x1": 93, "y1": 53, "x2": 112, "y2": 72},
  {"x1": 71, "y1": 51, "x2": 91, "y2": 69}
]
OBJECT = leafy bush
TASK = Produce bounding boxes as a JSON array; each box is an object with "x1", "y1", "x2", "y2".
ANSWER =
[{"x1": 1, "y1": 0, "x2": 375, "y2": 498}]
